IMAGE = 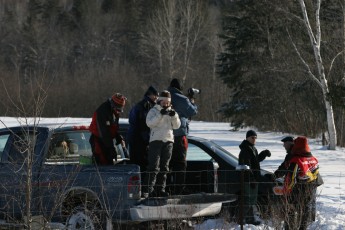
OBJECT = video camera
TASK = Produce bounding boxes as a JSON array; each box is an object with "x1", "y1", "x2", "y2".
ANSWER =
[{"x1": 187, "y1": 88, "x2": 201, "y2": 99}]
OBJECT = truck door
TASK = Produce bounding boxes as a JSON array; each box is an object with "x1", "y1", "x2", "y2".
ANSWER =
[
  {"x1": 0, "y1": 132, "x2": 11, "y2": 219},
  {"x1": 0, "y1": 127, "x2": 49, "y2": 220}
]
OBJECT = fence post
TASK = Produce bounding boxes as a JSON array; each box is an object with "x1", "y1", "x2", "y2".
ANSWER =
[{"x1": 236, "y1": 165, "x2": 249, "y2": 230}]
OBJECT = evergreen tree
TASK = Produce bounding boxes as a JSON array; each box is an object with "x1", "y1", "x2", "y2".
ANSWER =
[{"x1": 217, "y1": 0, "x2": 328, "y2": 136}]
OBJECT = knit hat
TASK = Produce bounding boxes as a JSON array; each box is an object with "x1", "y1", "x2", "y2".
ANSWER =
[
  {"x1": 158, "y1": 90, "x2": 171, "y2": 102},
  {"x1": 145, "y1": 85, "x2": 159, "y2": 96},
  {"x1": 246, "y1": 130, "x2": 257, "y2": 138},
  {"x1": 170, "y1": 78, "x2": 183, "y2": 91},
  {"x1": 111, "y1": 93, "x2": 126, "y2": 111},
  {"x1": 292, "y1": 136, "x2": 311, "y2": 154},
  {"x1": 281, "y1": 136, "x2": 294, "y2": 142}
]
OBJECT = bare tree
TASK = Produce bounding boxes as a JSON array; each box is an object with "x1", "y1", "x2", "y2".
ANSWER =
[
  {"x1": 0, "y1": 76, "x2": 48, "y2": 229},
  {"x1": 140, "y1": 0, "x2": 208, "y2": 83},
  {"x1": 288, "y1": 0, "x2": 337, "y2": 149}
]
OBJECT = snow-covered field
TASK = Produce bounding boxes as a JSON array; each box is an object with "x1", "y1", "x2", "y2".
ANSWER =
[
  {"x1": 0, "y1": 117, "x2": 344, "y2": 229},
  {"x1": 189, "y1": 121, "x2": 345, "y2": 230}
]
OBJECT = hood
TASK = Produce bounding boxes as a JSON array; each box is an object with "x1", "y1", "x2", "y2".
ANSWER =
[
  {"x1": 292, "y1": 136, "x2": 311, "y2": 155},
  {"x1": 239, "y1": 139, "x2": 253, "y2": 150},
  {"x1": 168, "y1": 86, "x2": 183, "y2": 95}
]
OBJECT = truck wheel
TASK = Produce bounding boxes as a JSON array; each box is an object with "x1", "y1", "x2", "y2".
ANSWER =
[{"x1": 66, "y1": 205, "x2": 104, "y2": 230}]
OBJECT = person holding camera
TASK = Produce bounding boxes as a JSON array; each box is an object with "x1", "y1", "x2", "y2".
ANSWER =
[
  {"x1": 167, "y1": 78, "x2": 198, "y2": 194},
  {"x1": 142, "y1": 90, "x2": 181, "y2": 197}
]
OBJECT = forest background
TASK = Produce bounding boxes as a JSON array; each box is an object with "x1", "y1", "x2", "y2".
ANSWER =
[{"x1": 1, "y1": 0, "x2": 345, "y2": 146}]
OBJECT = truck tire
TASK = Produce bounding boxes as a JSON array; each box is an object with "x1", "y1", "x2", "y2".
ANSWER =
[{"x1": 65, "y1": 205, "x2": 105, "y2": 230}]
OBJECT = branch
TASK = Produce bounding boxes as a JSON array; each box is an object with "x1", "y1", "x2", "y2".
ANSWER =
[
  {"x1": 298, "y1": 0, "x2": 317, "y2": 47},
  {"x1": 286, "y1": 28, "x2": 323, "y2": 89},
  {"x1": 268, "y1": 2, "x2": 304, "y2": 24},
  {"x1": 327, "y1": 50, "x2": 344, "y2": 81},
  {"x1": 315, "y1": 0, "x2": 321, "y2": 47}
]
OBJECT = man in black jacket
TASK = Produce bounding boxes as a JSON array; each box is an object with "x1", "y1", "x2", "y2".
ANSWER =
[
  {"x1": 238, "y1": 130, "x2": 271, "y2": 225},
  {"x1": 127, "y1": 86, "x2": 159, "y2": 172},
  {"x1": 274, "y1": 136, "x2": 294, "y2": 178}
]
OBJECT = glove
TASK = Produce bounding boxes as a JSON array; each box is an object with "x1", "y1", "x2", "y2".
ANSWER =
[
  {"x1": 260, "y1": 149, "x2": 271, "y2": 157},
  {"x1": 160, "y1": 108, "x2": 169, "y2": 115},
  {"x1": 115, "y1": 134, "x2": 124, "y2": 145},
  {"x1": 273, "y1": 186, "x2": 283, "y2": 195},
  {"x1": 168, "y1": 110, "x2": 176, "y2": 116}
]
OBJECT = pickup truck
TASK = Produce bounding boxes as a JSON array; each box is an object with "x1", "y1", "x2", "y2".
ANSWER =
[{"x1": 0, "y1": 124, "x2": 235, "y2": 229}]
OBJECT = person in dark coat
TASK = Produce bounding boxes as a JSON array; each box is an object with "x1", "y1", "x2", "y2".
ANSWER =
[
  {"x1": 89, "y1": 93, "x2": 126, "y2": 165},
  {"x1": 127, "y1": 86, "x2": 159, "y2": 172},
  {"x1": 167, "y1": 78, "x2": 198, "y2": 194},
  {"x1": 238, "y1": 130, "x2": 271, "y2": 225},
  {"x1": 273, "y1": 136, "x2": 322, "y2": 230},
  {"x1": 274, "y1": 136, "x2": 294, "y2": 178}
]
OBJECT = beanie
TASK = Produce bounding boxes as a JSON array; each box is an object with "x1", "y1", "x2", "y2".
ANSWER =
[
  {"x1": 246, "y1": 130, "x2": 257, "y2": 138},
  {"x1": 170, "y1": 78, "x2": 183, "y2": 91},
  {"x1": 292, "y1": 136, "x2": 310, "y2": 154},
  {"x1": 145, "y1": 85, "x2": 159, "y2": 96},
  {"x1": 111, "y1": 93, "x2": 126, "y2": 111},
  {"x1": 158, "y1": 90, "x2": 171, "y2": 102}
]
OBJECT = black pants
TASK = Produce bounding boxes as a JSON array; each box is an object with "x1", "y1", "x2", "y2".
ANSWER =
[
  {"x1": 128, "y1": 138, "x2": 149, "y2": 172},
  {"x1": 169, "y1": 135, "x2": 187, "y2": 194}
]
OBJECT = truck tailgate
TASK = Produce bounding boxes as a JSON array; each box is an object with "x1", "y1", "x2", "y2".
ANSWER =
[{"x1": 130, "y1": 193, "x2": 236, "y2": 222}]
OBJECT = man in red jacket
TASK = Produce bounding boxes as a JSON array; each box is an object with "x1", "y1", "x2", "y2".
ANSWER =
[
  {"x1": 273, "y1": 136, "x2": 321, "y2": 230},
  {"x1": 89, "y1": 93, "x2": 126, "y2": 165}
]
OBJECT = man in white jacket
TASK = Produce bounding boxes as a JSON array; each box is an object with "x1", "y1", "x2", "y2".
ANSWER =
[{"x1": 143, "y1": 90, "x2": 181, "y2": 198}]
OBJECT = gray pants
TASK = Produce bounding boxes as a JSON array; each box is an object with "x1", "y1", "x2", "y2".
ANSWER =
[{"x1": 143, "y1": 141, "x2": 173, "y2": 193}]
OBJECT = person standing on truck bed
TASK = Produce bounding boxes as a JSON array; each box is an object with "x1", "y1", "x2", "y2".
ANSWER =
[
  {"x1": 143, "y1": 90, "x2": 181, "y2": 198},
  {"x1": 89, "y1": 93, "x2": 127, "y2": 165},
  {"x1": 127, "y1": 86, "x2": 159, "y2": 172},
  {"x1": 167, "y1": 78, "x2": 198, "y2": 195}
]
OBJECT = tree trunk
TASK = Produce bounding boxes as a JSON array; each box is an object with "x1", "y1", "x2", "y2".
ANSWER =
[{"x1": 298, "y1": 0, "x2": 337, "y2": 149}]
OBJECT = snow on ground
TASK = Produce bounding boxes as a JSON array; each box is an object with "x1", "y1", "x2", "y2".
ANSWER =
[
  {"x1": 189, "y1": 121, "x2": 345, "y2": 230},
  {"x1": 0, "y1": 117, "x2": 344, "y2": 229}
]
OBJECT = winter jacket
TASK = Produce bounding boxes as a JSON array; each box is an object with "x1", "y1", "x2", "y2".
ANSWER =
[
  {"x1": 127, "y1": 96, "x2": 155, "y2": 144},
  {"x1": 146, "y1": 104, "x2": 181, "y2": 143},
  {"x1": 238, "y1": 140, "x2": 267, "y2": 182},
  {"x1": 282, "y1": 137, "x2": 320, "y2": 195},
  {"x1": 167, "y1": 87, "x2": 197, "y2": 136},
  {"x1": 274, "y1": 147, "x2": 293, "y2": 178},
  {"x1": 89, "y1": 99, "x2": 120, "y2": 163},
  {"x1": 283, "y1": 152, "x2": 319, "y2": 195}
]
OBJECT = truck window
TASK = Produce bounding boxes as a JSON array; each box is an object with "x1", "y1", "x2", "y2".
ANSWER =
[
  {"x1": 0, "y1": 134, "x2": 10, "y2": 160},
  {"x1": 8, "y1": 132, "x2": 36, "y2": 164},
  {"x1": 186, "y1": 143, "x2": 212, "y2": 161},
  {"x1": 46, "y1": 131, "x2": 93, "y2": 164}
]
